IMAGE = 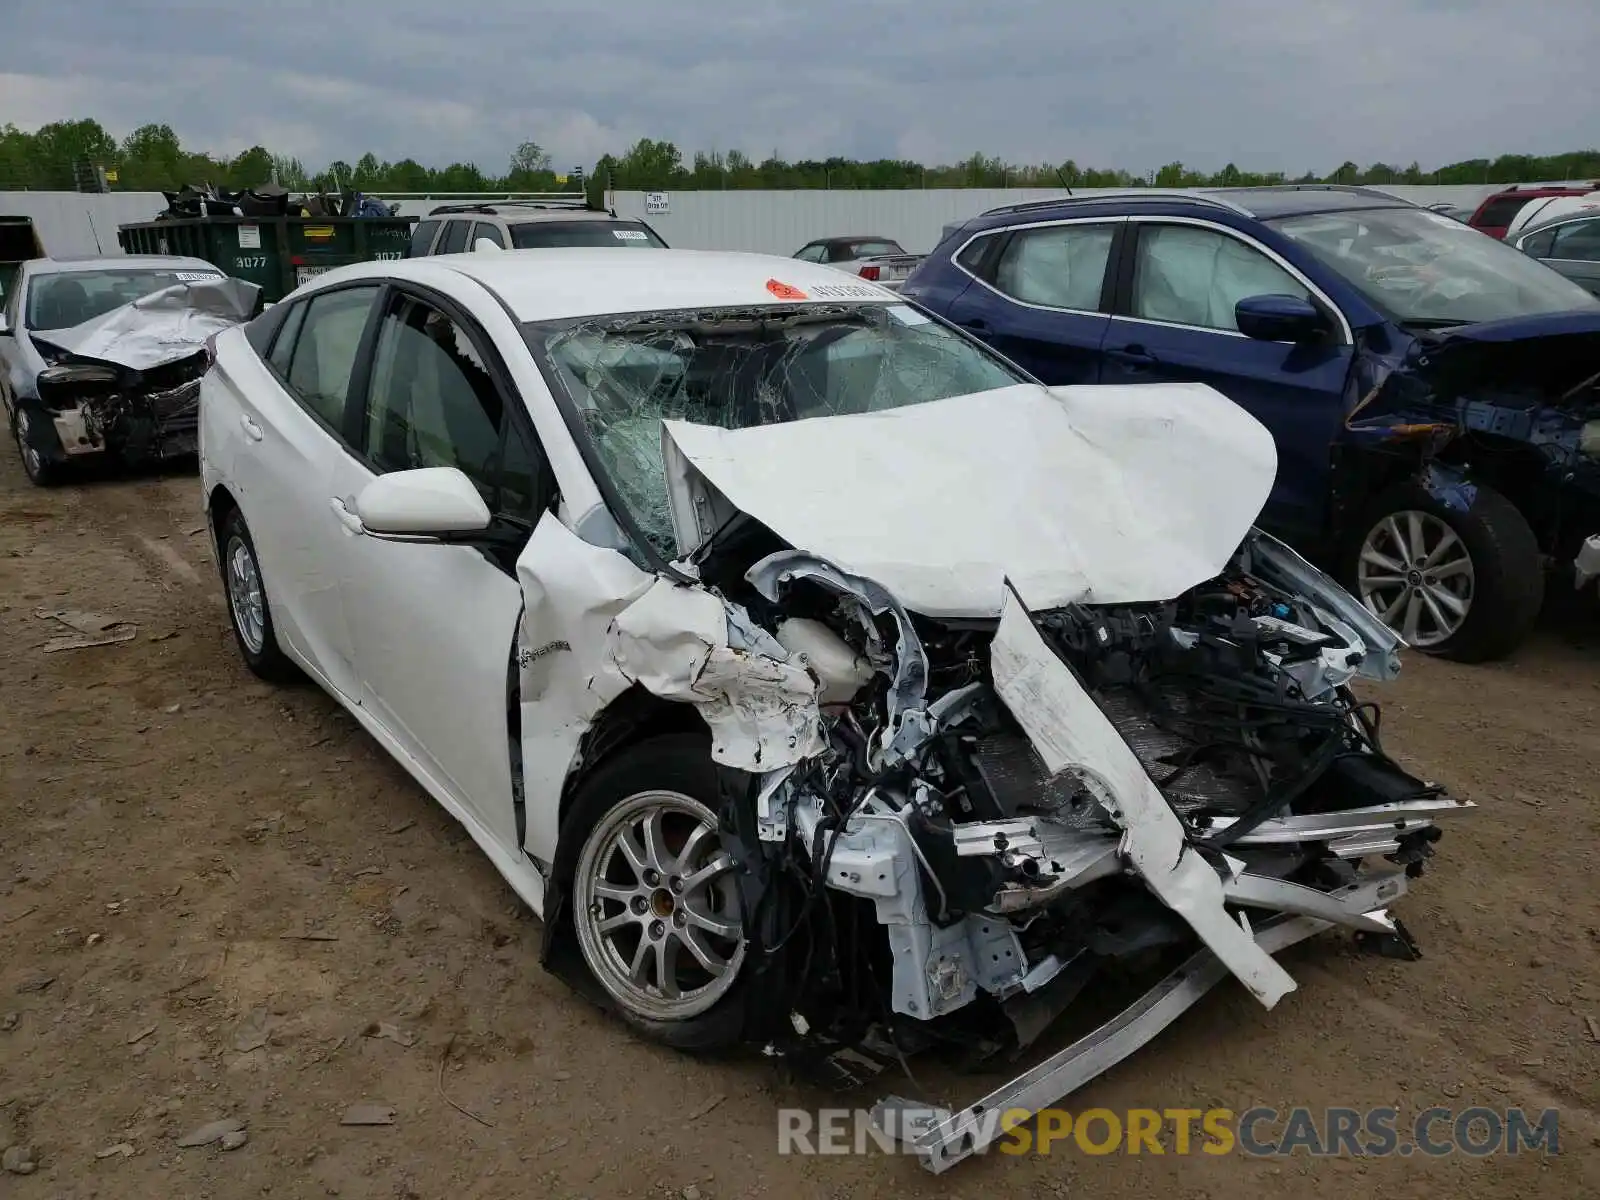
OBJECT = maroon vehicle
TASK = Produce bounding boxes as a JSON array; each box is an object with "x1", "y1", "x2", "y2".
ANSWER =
[{"x1": 1468, "y1": 183, "x2": 1600, "y2": 239}]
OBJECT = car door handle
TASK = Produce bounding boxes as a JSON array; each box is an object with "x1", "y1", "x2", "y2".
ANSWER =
[
  {"x1": 239, "y1": 415, "x2": 263, "y2": 442},
  {"x1": 1106, "y1": 346, "x2": 1158, "y2": 368},
  {"x1": 328, "y1": 496, "x2": 366, "y2": 535}
]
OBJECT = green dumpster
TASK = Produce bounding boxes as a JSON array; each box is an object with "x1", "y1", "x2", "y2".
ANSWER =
[
  {"x1": 0, "y1": 215, "x2": 45, "y2": 313},
  {"x1": 116, "y1": 214, "x2": 415, "y2": 304}
]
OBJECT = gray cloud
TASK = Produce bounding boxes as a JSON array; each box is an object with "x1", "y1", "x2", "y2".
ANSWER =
[{"x1": 4, "y1": 0, "x2": 1597, "y2": 174}]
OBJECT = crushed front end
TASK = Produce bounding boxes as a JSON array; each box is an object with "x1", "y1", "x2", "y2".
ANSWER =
[
  {"x1": 710, "y1": 534, "x2": 1468, "y2": 1172},
  {"x1": 29, "y1": 276, "x2": 259, "y2": 468},
  {"x1": 35, "y1": 351, "x2": 208, "y2": 464}
]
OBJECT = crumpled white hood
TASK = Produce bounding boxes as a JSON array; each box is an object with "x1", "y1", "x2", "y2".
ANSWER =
[
  {"x1": 41, "y1": 277, "x2": 259, "y2": 372},
  {"x1": 661, "y1": 382, "x2": 1278, "y2": 618}
]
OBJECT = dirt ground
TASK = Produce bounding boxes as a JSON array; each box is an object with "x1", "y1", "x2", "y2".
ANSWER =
[{"x1": 1, "y1": 446, "x2": 1597, "y2": 1200}]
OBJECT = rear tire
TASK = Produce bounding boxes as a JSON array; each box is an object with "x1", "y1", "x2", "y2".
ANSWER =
[
  {"x1": 1344, "y1": 479, "x2": 1543, "y2": 662},
  {"x1": 217, "y1": 507, "x2": 298, "y2": 682},
  {"x1": 559, "y1": 734, "x2": 752, "y2": 1052}
]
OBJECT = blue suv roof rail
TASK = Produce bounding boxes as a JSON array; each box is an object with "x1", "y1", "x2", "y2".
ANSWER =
[
  {"x1": 1225, "y1": 183, "x2": 1416, "y2": 205},
  {"x1": 978, "y1": 189, "x2": 1253, "y2": 219}
]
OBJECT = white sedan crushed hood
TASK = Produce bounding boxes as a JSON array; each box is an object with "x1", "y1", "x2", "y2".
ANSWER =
[{"x1": 661, "y1": 382, "x2": 1278, "y2": 618}]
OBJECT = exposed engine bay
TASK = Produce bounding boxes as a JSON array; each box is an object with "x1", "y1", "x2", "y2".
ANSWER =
[
  {"x1": 540, "y1": 521, "x2": 1470, "y2": 1172},
  {"x1": 36, "y1": 351, "x2": 210, "y2": 463}
]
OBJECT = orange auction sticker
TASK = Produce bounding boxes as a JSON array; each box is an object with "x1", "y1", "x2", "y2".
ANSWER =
[{"x1": 767, "y1": 279, "x2": 808, "y2": 300}]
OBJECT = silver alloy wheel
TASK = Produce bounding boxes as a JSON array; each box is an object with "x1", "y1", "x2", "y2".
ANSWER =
[
  {"x1": 1357, "y1": 509, "x2": 1475, "y2": 648},
  {"x1": 572, "y1": 789, "x2": 746, "y2": 1021},
  {"x1": 14, "y1": 410, "x2": 42, "y2": 477},
  {"x1": 225, "y1": 533, "x2": 267, "y2": 655}
]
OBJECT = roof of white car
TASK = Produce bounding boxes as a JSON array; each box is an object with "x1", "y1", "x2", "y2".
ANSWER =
[
  {"x1": 398, "y1": 249, "x2": 899, "y2": 322},
  {"x1": 25, "y1": 254, "x2": 220, "y2": 276}
]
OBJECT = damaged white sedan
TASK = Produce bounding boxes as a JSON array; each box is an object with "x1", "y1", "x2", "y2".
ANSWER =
[{"x1": 199, "y1": 249, "x2": 1470, "y2": 1172}]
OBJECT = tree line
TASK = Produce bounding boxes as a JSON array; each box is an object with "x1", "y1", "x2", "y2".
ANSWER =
[{"x1": 5, "y1": 118, "x2": 1600, "y2": 197}]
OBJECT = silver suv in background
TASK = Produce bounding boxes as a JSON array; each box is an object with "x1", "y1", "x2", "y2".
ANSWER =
[{"x1": 406, "y1": 195, "x2": 669, "y2": 256}]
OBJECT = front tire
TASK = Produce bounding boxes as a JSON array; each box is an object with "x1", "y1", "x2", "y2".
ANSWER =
[
  {"x1": 12, "y1": 406, "x2": 59, "y2": 487},
  {"x1": 562, "y1": 734, "x2": 751, "y2": 1051},
  {"x1": 217, "y1": 507, "x2": 298, "y2": 682},
  {"x1": 1345, "y1": 479, "x2": 1543, "y2": 662}
]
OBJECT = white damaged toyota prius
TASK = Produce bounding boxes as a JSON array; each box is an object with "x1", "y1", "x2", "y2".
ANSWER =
[{"x1": 199, "y1": 248, "x2": 1469, "y2": 1171}]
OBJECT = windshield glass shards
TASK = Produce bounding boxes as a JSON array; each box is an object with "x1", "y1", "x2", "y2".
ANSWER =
[{"x1": 527, "y1": 303, "x2": 1024, "y2": 552}]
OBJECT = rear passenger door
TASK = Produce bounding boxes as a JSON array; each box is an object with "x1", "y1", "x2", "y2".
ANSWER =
[
  {"x1": 1098, "y1": 219, "x2": 1354, "y2": 538},
  {"x1": 940, "y1": 219, "x2": 1120, "y2": 384},
  {"x1": 231, "y1": 282, "x2": 383, "y2": 696}
]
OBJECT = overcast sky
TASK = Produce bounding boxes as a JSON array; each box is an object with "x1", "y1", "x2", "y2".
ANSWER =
[{"x1": 4, "y1": 0, "x2": 1597, "y2": 174}]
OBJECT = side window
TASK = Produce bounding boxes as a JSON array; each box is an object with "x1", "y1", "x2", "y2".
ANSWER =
[
  {"x1": 243, "y1": 296, "x2": 294, "y2": 356},
  {"x1": 362, "y1": 295, "x2": 510, "y2": 505},
  {"x1": 992, "y1": 223, "x2": 1115, "y2": 311},
  {"x1": 1519, "y1": 228, "x2": 1557, "y2": 259},
  {"x1": 956, "y1": 233, "x2": 996, "y2": 276},
  {"x1": 363, "y1": 293, "x2": 556, "y2": 521},
  {"x1": 407, "y1": 219, "x2": 440, "y2": 258},
  {"x1": 1552, "y1": 219, "x2": 1600, "y2": 263},
  {"x1": 498, "y1": 416, "x2": 557, "y2": 523},
  {"x1": 284, "y1": 286, "x2": 379, "y2": 428},
  {"x1": 794, "y1": 244, "x2": 825, "y2": 263},
  {"x1": 470, "y1": 222, "x2": 507, "y2": 248},
  {"x1": 435, "y1": 220, "x2": 470, "y2": 255},
  {"x1": 266, "y1": 300, "x2": 307, "y2": 374},
  {"x1": 1131, "y1": 224, "x2": 1309, "y2": 333},
  {"x1": 825, "y1": 243, "x2": 856, "y2": 263}
]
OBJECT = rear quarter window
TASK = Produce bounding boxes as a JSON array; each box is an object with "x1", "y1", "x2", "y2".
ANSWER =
[
  {"x1": 243, "y1": 301, "x2": 292, "y2": 356},
  {"x1": 435, "y1": 220, "x2": 471, "y2": 255},
  {"x1": 407, "y1": 219, "x2": 440, "y2": 257}
]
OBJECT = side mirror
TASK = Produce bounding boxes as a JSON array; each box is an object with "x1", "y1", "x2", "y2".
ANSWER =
[
  {"x1": 353, "y1": 467, "x2": 492, "y2": 539},
  {"x1": 1234, "y1": 294, "x2": 1327, "y2": 343}
]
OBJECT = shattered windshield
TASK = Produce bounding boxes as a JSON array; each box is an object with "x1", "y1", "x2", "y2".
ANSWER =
[
  {"x1": 1271, "y1": 207, "x2": 1599, "y2": 326},
  {"x1": 526, "y1": 302, "x2": 1024, "y2": 552},
  {"x1": 25, "y1": 268, "x2": 223, "y2": 331}
]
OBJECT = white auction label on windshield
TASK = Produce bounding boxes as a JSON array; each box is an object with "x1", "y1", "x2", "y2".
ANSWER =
[
  {"x1": 612, "y1": 229, "x2": 648, "y2": 240},
  {"x1": 238, "y1": 225, "x2": 261, "y2": 249}
]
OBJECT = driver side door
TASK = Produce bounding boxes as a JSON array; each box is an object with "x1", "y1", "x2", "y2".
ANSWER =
[
  {"x1": 327, "y1": 284, "x2": 559, "y2": 856},
  {"x1": 1098, "y1": 219, "x2": 1355, "y2": 542}
]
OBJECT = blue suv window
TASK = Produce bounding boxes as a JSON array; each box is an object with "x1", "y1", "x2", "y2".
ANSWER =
[
  {"x1": 990, "y1": 223, "x2": 1115, "y2": 310},
  {"x1": 1131, "y1": 224, "x2": 1309, "y2": 333}
]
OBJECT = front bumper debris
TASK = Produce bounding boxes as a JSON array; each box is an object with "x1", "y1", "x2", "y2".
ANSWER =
[{"x1": 871, "y1": 910, "x2": 1341, "y2": 1173}]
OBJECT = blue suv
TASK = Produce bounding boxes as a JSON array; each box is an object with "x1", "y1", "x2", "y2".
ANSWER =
[{"x1": 904, "y1": 185, "x2": 1600, "y2": 661}]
